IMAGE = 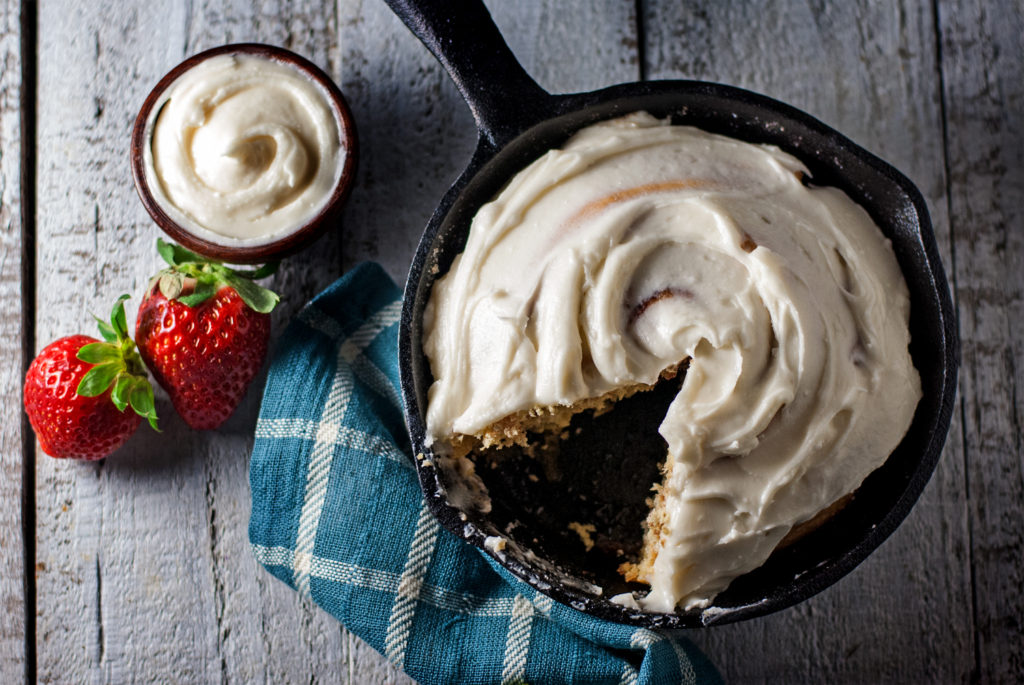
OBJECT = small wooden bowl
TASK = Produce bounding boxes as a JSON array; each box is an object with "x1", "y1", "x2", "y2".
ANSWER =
[{"x1": 130, "y1": 43, "x2": 358, "y2": 264}]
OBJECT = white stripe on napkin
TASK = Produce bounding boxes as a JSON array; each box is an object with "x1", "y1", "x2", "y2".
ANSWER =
[
  {"x1": 299, "y1": 300, "x2": 400, "y2": 342},
  {"x1": 629, "y1": 628, "x2": 695, "y2": 685},
  {"x1": 340, "y1": 301, "x2": 402, "y2": 361},
  {"x1": 252, "y1": 544, "x2": 519, "y2": 617},
  {"x1": 532, "y1": 594, "x2": 554, "y2": 616},
  {"x1": 384, "y1": 502, "x2": 440, "y2": 667},
  {"x1": 351, "y1": 353, "x2": 403, "y2": 409},
  {"x1": 619, "y1": 662, "x2": 640, "y2": 685},
  {"x1": 500, "y1": 594, "x2": 536, "y2": 684},
  {"x1": 294, "y1": 363, "x2": 352, "y2": 594},
  {"x1": 299, "y1": 300, "x2": 402, "y2": 406},
  {"x1": 255, "y1": 418, "x2": 411, "y2": 468}
]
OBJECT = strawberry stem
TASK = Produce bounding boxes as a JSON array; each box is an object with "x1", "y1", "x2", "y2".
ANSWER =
[
  {"x1": 155, "y1": 238, "x2": 280, "y2": 313},
  {"x1": 77, "y1": 295, "x2": 160, "y2": 431}
]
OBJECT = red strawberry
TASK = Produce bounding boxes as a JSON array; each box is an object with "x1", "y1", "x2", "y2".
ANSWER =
[
  {"x1": 135, "y1": 239, "x2": 279, "y2": 430},
  {"x1": 24, "y1": 296, "x2": 159, "y2": 460}
]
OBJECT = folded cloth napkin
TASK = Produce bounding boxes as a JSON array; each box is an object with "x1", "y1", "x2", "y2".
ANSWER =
[{"x1": 249, "y1": 262, "x2": 720, "y2": 685}]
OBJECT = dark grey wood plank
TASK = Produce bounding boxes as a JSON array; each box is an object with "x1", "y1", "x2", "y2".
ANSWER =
[
  {"x1": 0, "y1": 0, "x2": 26, "y2": 680},
  {"x1": 938, "y1": 0, "x2": 1024, "y2": 681},
  {"x1": 643, "y1": 1, "x2": 972, "y2": 682},
  {"x1": 490, "y1": 1, "x2": 641, "y2": 95}
]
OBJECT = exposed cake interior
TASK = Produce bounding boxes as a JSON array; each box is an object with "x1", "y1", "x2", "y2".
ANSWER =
[
  {"x1": 438, "y1": 363, "x2": 686, "y2": 599},
  {"x1": 446, "y1": 363, "x2": 682, "y2": 459}
]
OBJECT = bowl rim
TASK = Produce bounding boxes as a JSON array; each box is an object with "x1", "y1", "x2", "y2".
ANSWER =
[{"x1": 129, "y1": 42, "x2": 359, "y2": 264}]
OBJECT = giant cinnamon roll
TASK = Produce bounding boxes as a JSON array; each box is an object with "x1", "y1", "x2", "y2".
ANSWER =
[{"x1": 422, "y1": 112, "x2": 921, "y2": 612}]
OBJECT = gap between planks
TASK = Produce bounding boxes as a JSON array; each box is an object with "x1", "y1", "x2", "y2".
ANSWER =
[{"x1": 19, "y1": 0, "x2": 37, "y2": 682}]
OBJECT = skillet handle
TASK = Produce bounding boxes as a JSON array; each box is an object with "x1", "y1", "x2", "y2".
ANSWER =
[{"x1": 383, "y1": 0, "x2": 555, "y2": 149}]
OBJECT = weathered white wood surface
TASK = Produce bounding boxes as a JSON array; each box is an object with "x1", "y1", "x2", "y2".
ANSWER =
[
  {"x1": 4, "y1": 0, "x2": 1021, "y2": 682},
  {"x1": 0, "y1": 0, "x2": 26, "y2": 682}
]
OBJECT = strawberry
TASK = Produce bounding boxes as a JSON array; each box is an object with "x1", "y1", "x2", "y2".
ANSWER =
[
  {"x1": 135, "y1": 239, "x2": 280, "y2": 430},
  {"x1": 24, "y1": 296, "x2": 159, "y2": 460}
]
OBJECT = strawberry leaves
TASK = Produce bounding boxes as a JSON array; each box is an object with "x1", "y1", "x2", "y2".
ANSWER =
[
  {"x1": 155, "y1": 238, "x2": 280, "y2": 313},
  {"x1": 93, "y1": 316, "x2": 118, "y2": 343},
  {"x1": 220, "y1": 270, "x2": 279, "y2": 313},
  {"x1": 77, "y1": 361, "x2": 121, "y2": 396},
  {"x1": 76, "y1": 342, "x2": 122, "y2": 364},
  {"x1": 76, "y1": 295, "x2": 159, "y2": 431},
  {"x1": 112, "y1": 375, "x2": 158, "y2": 426},
  {"x1": 156, "y1": 238, "x2": 217, "y2": 266}
]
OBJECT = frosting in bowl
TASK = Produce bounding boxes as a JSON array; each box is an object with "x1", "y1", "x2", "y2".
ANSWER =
[
  {"x1": 423, "y1": 112, "x2": 921, "y2": 611},
  {"x1": 143, "y1": 53, "x2": 344, "y2": 245}
]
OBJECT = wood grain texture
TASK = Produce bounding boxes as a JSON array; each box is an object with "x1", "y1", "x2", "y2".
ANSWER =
[
  {"x1": 938, "y1": 0, "x2": 1024, "y2": 681},
  {"x1": 0, "y1": 0, "x2": 25, "y2": 681},
  {"x1": 488, "y1": 1, "x2": 640, "y2": 96},
  {"x1": 643, "y1": 1, "x2": 973, "y2": 682},
  {"x1": 337, "y1": 0, "x2": 474, "y2": 283}
]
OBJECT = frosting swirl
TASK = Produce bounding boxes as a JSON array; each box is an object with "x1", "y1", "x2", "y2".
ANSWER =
[
  {"x1": 145, "y1": 53, "x2": 343, "y2": 245},
  {"x1": 423, "y1": 112, "x2": 921, "y2": 611}
]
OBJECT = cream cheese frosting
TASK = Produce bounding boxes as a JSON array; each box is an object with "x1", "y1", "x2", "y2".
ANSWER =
[
  {"x1": 144, "y1": 53, "x2": 343, "y2": 245},
  {"x1": 423, "y1": 112, "x2": 921, "y2": 612}
]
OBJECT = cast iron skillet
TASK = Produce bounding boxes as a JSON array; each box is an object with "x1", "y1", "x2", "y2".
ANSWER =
[{"x1": 392, "y1": 0, "x2": 958, "y2": 628}]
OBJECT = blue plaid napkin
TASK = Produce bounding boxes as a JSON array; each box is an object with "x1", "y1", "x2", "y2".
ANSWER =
[{"x1": 249, "y1": 262, "x2": 720, "y2": 685}]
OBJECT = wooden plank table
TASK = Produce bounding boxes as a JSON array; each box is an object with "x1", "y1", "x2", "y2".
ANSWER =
[{"x1": 1, "y1": 0, "x2": 1021, "y2": 681}]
